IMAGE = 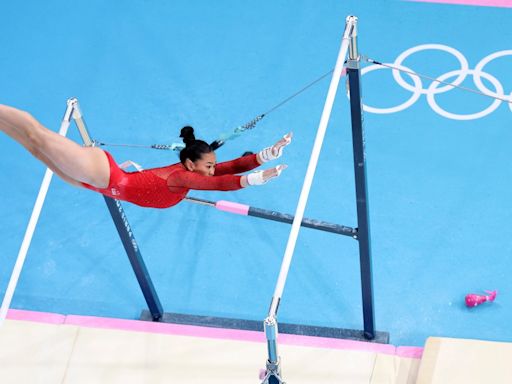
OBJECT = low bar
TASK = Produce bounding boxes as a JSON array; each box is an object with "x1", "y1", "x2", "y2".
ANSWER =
[
  {"x1": 249, "y1": 206, "x2": 356, "y2": 237},
  {"x1": 184, "y1": 196, "x2": 358, "y2": 238}
]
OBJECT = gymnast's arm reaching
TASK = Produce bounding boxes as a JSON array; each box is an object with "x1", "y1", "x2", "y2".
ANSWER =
[{"x1": 170, "y1": 130, "x2": 292, "y2": 189}]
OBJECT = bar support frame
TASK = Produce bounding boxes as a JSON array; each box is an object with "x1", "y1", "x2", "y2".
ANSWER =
[
  {"x1": 261, "y1": 15, "x2": 362, "y2": 384},
  {"x1": 346, "y1": 17, "x2": 376, "y2": 340},
  {"x1": 65, "y1": 98, "x2": 164, "y2": 320}
]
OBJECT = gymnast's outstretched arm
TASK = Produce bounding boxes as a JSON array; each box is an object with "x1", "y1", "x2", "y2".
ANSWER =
[{"x1": 215, "y1": 132, "x2": 292, "y2": 176}]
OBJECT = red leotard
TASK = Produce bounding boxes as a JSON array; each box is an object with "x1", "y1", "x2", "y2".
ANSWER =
[{"x1": 81, "y1": 150, "x2": 260, "y2": 208}]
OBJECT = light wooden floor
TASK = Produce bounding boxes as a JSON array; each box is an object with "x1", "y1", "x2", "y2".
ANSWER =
[
  {"x1": 0, "y1": 311, "x2": 421, "y2": 384},
  {"x1": 0, "y1": 311, "x2": 510, "y2": 383}
]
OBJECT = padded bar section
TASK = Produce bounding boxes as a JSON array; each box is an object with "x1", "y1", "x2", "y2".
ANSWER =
[{"x1": 216, "y1": 200, "x2": 250, "y2": 215}]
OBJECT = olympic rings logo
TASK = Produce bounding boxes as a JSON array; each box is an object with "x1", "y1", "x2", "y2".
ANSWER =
[{"x1": 360, "y1": 44, "x2": 512, "y2": 120}]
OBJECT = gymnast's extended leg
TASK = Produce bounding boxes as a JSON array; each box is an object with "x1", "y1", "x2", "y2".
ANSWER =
[{"x1": 0, "y1": 104, "x2": 109, "y2": 188}]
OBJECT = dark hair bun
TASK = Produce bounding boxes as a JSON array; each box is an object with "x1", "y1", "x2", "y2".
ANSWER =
[{"x1": 180, "y1": 126, "x2": 196, "y2": 146}]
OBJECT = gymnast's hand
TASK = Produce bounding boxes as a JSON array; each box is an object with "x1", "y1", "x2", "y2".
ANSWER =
[
  {"x1": 257, "y1": 132, "x2": 293, "y2": 163},
  {"x1": 243, "y1": 165, "x2": 288, "y2": 186}
]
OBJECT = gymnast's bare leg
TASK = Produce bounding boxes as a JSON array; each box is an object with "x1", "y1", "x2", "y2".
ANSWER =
[{"x1": 0, "y1": 104, "x2": 109, "y2": 188}]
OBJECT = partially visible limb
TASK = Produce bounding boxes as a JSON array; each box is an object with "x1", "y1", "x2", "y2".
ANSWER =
[{"x1": 0, "y1": 105, "x2": 109, "y2": 188}]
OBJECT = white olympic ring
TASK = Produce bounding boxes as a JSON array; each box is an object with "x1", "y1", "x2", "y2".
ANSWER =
[
  {"x1": 358, "y1": 44, "x2": 512, "y2": 120},
  {"x1": 360, "y1": 63, "x2": 422, "y2": 114},
  {"x1": 393, "y1": 44, "x2": 469, "y2": 94},
  {"x1": 427, "y1": 69, "x2": 502, "y2": 120},
  {"x1": 474, "y1": 50, "x2": 512, "y2": 112}
]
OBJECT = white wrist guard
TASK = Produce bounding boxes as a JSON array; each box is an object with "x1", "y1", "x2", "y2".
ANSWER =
[
  {"x1": 258, "y1": 146, "x2": 276, "y2": 163},
  {"x1": 258, "y1": 133, "x2": 292, "y2": 162},
  {"x1": 247, "y1": 171, "x2": 266, "y2": 186},
  {"x1": 247, "y1": 165, "x2": 287, "y2": 186}
]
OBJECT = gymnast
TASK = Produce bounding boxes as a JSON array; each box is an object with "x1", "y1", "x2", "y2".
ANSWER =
[{"x1": 0, "y1": 104, "x2": 291, "y2": 208}]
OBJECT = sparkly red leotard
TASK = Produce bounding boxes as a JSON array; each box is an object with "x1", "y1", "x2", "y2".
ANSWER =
[{"x1": 82, "y1": 151, "x2": 260, "y2": 208}]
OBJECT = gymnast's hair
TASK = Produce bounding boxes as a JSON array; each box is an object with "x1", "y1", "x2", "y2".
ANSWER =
[{"x1": 179, "y1": 126, "x2": 213, "y2": 164}]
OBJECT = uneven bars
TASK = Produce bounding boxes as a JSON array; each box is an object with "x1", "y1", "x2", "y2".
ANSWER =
[{"x1": 0, "y1": 105, "x2": 73, "y2": 325}]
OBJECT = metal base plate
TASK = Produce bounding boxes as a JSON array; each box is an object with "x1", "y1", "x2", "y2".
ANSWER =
[{"x1": 140, "y1": 310, "x2": 389, "y2": 344}]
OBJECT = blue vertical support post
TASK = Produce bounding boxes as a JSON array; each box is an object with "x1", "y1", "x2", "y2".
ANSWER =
[
  {"x1": 345, "y1": 18, "x2": 375, "y2": 339},
  {"x1": 65, "y1": 98, "x2": 163, "y2": 320}
]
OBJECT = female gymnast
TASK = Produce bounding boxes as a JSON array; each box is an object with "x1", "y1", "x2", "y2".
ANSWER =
[{"x1": 0, "y1": 104, "x2": 291, "y2": 208}]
